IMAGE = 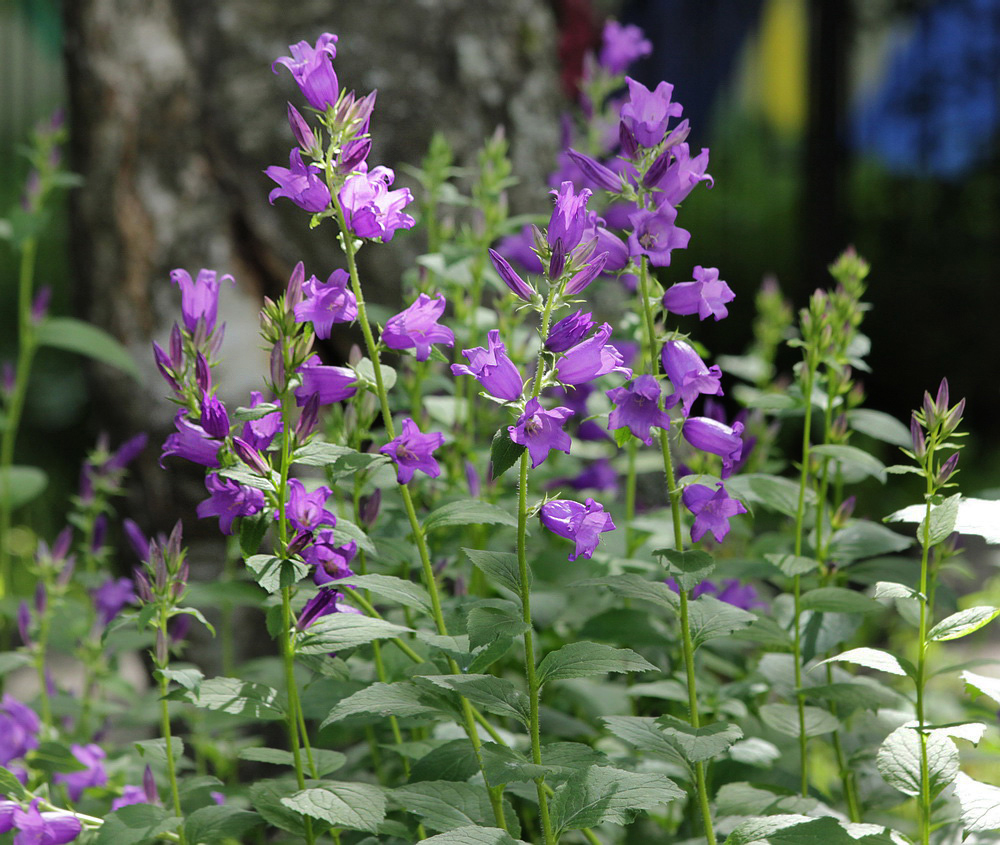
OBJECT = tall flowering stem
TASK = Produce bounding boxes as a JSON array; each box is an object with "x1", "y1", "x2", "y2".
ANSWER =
[{"x1": 640, "y1": 257, "x2": 716, "y2": 845}]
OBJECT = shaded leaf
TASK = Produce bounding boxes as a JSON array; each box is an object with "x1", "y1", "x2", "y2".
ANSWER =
[
  {"x1": 184, "y1": 677, "x2": 284, "y2": 720},
  {"x1": 537, "y1": 642, "x2": 656, "y2": 685},
  {"x1": 36, "y1": 317, "x2": 141, "y2": 381},
  {"x1": 800, "y1": 587, "x2": 883, "y2": 614},
  {"x1": 296, "y1": 615, "x2": 412, "y2": 655},
  {"x1": 321, "y1": 682, "x2": 448, "y2": 728},
  {"x1": 329, "y1": 573, "x2": 431, "y2": 612},
  {"x1": 392, "y1": 781, "x2": 499, "y2": 832},
  {"x1": 420, "y1": 826, "x2": 529, "y2": 845},
  {"x1": 765, "y1": 553, "x2": 820, "y2": 576},
  {"x1": 463, "y1": 548, "x2": 525, "y2": 596},
  {"x1": 571, "y1": 574, "x2": 678, "y2": 612},
  {"x1": 466, "y1": 601, "x2": 528, "y2": 648},
  {"x1": 656, "y1": 718, "x2": 743, "y2": 763},
  {"x1": 848, "y1": 408, "x2": 911, "y2": 447},
  {"x1": 759, "y1": 703, "x2": 839, "y2": 737},
  {"x1": 549, "y1": 765, "x2": 683, "y2": 833},
  {"x1": 689, "y1": 595, "x2": 756, "y2": 648},
  {"x1": 655, "y1": 548, "x2": 715, "y2": 592},
  {"x1": 490, "y1": 427, "x2": 526, "y2": 479},
  {"x1": 281, "y1": 783, "x2": 386, "y2": 832},
  {"x1": 183, "y1": 805, "x2": 262, "y2": 843},
  {"x1": 93, "y1": 804, "x2": 182, "y2": 845},
  {"x1": 245, "y1": 555, "x2": 309, "y2": 594},
  {"x1": 416, "y1": 674, "x2": 530, "y2": 726},
  {"x1": 425, "y1": 499, "x2": 517, "y2": 532},
  {"x1": 811, "y1": 444, "x2": 886, "y2": 483},
  {"x1": 877, "y1": 725, "x2": 958, "y2": 797}
]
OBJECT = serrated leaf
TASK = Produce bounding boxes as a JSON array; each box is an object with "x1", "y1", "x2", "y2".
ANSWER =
[
  {"x1": 417, "y1": 674, "x2": 529, "y2": 726},
  {"x1": 479, "y1": 744, "x2": 550, "y2": 786},
  {"x1": 184, "y1": 677, "x2": 284, "y2": 719},
  {"x1": 238, "y1": 747, "x2": 346, "y2": 775},
  {"x1": 956, "y1": 772, "x2": 1000, "y2": 831},
  {"x1": 0, "y1": 465, "x2": 48, "y2": 510},
  {"x1": 928, "y1": 606, "x2": 1000, "y2": 641},
  {"x1": 133, "y1": 738, "x2": 184, "y2": 768},
  {"x1": 296, "y1": 614, "x2": 412, "y2": 654},
  {"x1": 245, "y1": 555, "x2": 309, "y2": 594},
  {"x1": 490, "y1": 427, "x2": 526, "y2": 479},
  {"x1": 571, "y1": 574, "x2": 678, "y2": 612},
  {"x1": 806, "y1": 680, "x2": 901, "y2": 712},
  {"x1": 962, "y1": 670, "x2": 1000, "y2": 706},
  {"x1": 759, "y1": 703, "x2": 839, "y2": 737},
  {"x1": 923, "y1": 493, "x2": 961, "y2": 545},
  {"x1": 392, "y1": 781, "x2": 500, "y2": 832},
  {"x1": 537, "y1": 642, "x2": 656, "y2": 685},
  {"x1": 93, "y1": 804, "x2": 182, "y2": 845},
  {"x1": 800, "y1": 586, "x2": 884, "y2": 614},
  {"x1": 36, "y1": 316, "x2": 141, "y2": 381},
  {"x1": 292, "y1": 440, "x2": 390, "y2": 477},
  {"x1": 549, "y1": 765, "x2": 683, "y2": 833},
  {"x1": 249, "y1": 779, "x2": 307, "y2": 835},
  {"x1": 655, "y1": 548, "x2": 715, "y2": 592},
  {"x1": 811, "y1": 444, "x2": 886, "y2": 483},
  {"x1": 239, "y1": 512, "x2": 271, "y2": 557},
  {"x1": 601, "y1": 716, "x2": 689, "y2": 771},
  {"x1": 0, "y1": 766, "x2": 29, "y2": 799},
  {"x1": 332, "y1": 516, "x2": 376, "y2": 557},
  {"x1": 281, "y1": 783, "x2": 386, "y2": 832},
  {"x1": 329, "y1": 573, "x2": 431, "y2": 612},
  {"x1": 218, "y1": 466, "x2": 275, "y2": 491},
  {"x1": 467, "y1": 601, "x2": 529, "y2": 648},
  {"x1": 321, "y1": 682, "x2": 447, "y2": 727},
  {"x1": 463, "y1": 548, "x2": 525, "y2": 596},
  {"x1": 409, "y1": 740, "x2": 481, "y2": 784},
  {"x1": 425, "y1": 499, "x2": 517, "y2": 532},
  {"x1": 765, "y1": 553, "x2": 820, "y2": 576},
  {"x1": 725, "y1": 814, "x2": 900, "y2": 844},
  {"x1": 183, "y1": 805, "x2": 262, "y2": 843},
  {"x1": 817, "y1": 647, "x2": 910, "y2": 677},
  {"x1": 877, "y1": 725, "x2": 958, "y2": 797},
  {"x1": 419, "y1": 826, "x2": 529, "y2": 845},
  {"x1": 689, "y1": 595, "x2": 756, "y2": 648},
  {"x1": 848, "y1": 408, "x2": 911, "y2": 447},
  {"x1": 656, "y1": 718, "x2": 743, "y2": 763},
  {"x1": 159, "y1": 666, "x2": 204, "y2": 692}
]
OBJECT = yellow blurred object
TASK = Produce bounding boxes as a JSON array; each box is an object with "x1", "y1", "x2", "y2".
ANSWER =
[{"x1": 747, "y1": 0, "x2": 808, "y2": 135}]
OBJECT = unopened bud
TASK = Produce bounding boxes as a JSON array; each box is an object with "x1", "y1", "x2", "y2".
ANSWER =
[
  {"x1": 31, "y1": 286, "x2": 51, "y2": 324},
  {"x1": 195, "y1": 353, "x2": 211, "y2": 393},
  {"x1": 287, "y1": 530, "x2": 312, "y2": 556},
  {"x1": 143, "y1": 765, "x2": 159, "y2": 805},
  {"x1": 922, "y1": 390, "x2": 936, "y2": 427},
  {"x1": 360, "y1": 488, "x2": 381, "y2": 527},
  {"x1": 348, "y1": 344, "x2": 363, "y2": 367},
  {"x1": 270, "y1": 344, "x2": 286, "y2": 393},
  {"x1": 489, "y1": 248, "x2": 535, "y2": 302},
  {"x1": 937, "y1": 452, "x2": 960, "y2": 485},
  {"x1": 134, "y1": 569, "x2": 153, "y2": 603},
  {"x1": 52, "y1": 526, "x2": 73, "y2": 562},
  {"x1": 618, "y1": 121, "x2": 638, "y2": 159},
  {"x1": 91, "y1": 514, "x2": 108, "y2": 553},
  {"x1": 286, "y1": 261, "x2": 305, "y2": 311},
  {"x1": 911, "y1": 414, "x2": 926, "y2": 458},
  {"x1": 832, "y1": 495, "x2": 856, "y2": 529},
  {"x1": 643, "y1": 148, "x2": 672, "y2": 188},
  {"x1": 287, "y1": 103, "x2": 315, "y2": 151},
  {"x1": 935, "y1": 378, "x2": 950, "y2": 412},
  {"x1": 56, "y1": 555, "x2": 76, "y2": 587},
  {"x1": 566, "y1": 149, "x2": 620, "y2": 192},
  {"x1": 942, "y1": 398, "x2": 966, "y2": 436},
  {"x1": 17, "y1": 601, "x2": 31, "y2": 646},
  {"x1": 35, "y1": 582, "x2": 47, "y2": 616},
  {"x1": 153, "y1": 545, "x2": 168, "y2": 591},
  {"x1": 295, "y1": 393, "x2": 320, "y2": 442},
  {"x1": 564, "y1": 251, "x2": 608, "y2": 295},
  {"x1": 166, "y1": 520, "x2": 183, "y2": 562},
  {"x1": 339, "y1": 138, "x2": 371, "y2": 173},
  {"x1": 155, "y1": 628, "x2": 168, "y2": 665},
  {"x1": 233, "y1": 436, "x2": 271, "y2": 476},
  {"x1": 548, "y1": 238, "x2": 566, "y2": 281}
]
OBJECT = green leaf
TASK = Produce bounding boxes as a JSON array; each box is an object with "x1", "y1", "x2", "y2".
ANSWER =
[
  {"x1": 817, "y1": 647, "x2": 910, "y2": 677},
  {"x1": 463, "y1": 548, "x2": 525, "y2": 596},
  {"x1": 410, "y1": 740, "x2": 481, "y2": 784},
  {"x1": 877, "y1": 725, "x2": 958, "y2": 797},
  {"x1": 811, "y1": 444, "x2": 887, "y2": 483},
  {"x1": 425, "y1": 499, "x2": 517, "y2": 532},
  {"x1": 248, "y1": 779, "x2": 307, "y2": 835},
  {"x1": 93, "y1": 804, "x2": 182, "y2": 845},
  {"x1": 0, "y1": 652, "x2": 32, "y2": 676},
  {"x1": 0, "y1": 465, "x2": 48, "y2": 510},
  {"x1": 727, "y1": 739, "x2": 782, "y2": 768},
  {"x1": 725, "y1": 815, "x2": 900, "y2": 845},
  {"x1": 873, "y1": 581, "x2": 922, "y2": 600},
  {"x1": 655, "y1": 548, "x2": 714, "y2": 592},
  {"x1": 245, "y1": 555, "x2": 309, "y2": 594},
  {"x1": 239, "y1": 512, "x2": 271, "y2": 557},
  {"x1": 0, "y1": 766, "x2": 29, "y2": 799},
  {"x1": 332, "y1": 516, "x2": 376, "y2": 556},
  {"x1": 416, "y1": 674, "x2": 530, "y2": 726},
  {"x1": 962, "y1": 670, "x2": 1000, "y2": 707},
  {"x1": 28, "y1": 740, "x2": 88, "y2": 774},
  {"x1": 807, "y1": 680, "x2": 902, "y2": 712},
  {"x1": 239, "y1": 747, "x2": 346, "y2": 776},
  {"x1": 800, "y1": 587, "x2": 884, "y2": 614},
  {"x1": 467, "y1": 600, "x2": 529, "y2": 648},
  {"x1": 392, "y1": 781, "x2": 502, "y2": 832},
  {"x1": 419, "y1": 826, "x2": 529, "y2": 845},
  {"x1": 281, "y1": 782, "x2": 386, "y2": 832},
  {"x1": 321, "y1": 681, "x2": 448, "y2": 728},
  {"x1": 292, "y1": 440, "x2": 390, "y2": 478},
  {"x1": 715, "y1": 782, "x2": 811, "y2": 816},
  {"x1": 759, "y1": 703, "x2": 839, "y2": 737},
  {"x1": 656, "y1": 718, "x2": 744, "y2": 763},
  {"x1": 571, "y1": 574, "x2": 679, "y2": 612},
  {"x1": 329, "y1": 573, "x2": 432, "y2": 612},
  {"x1": 233, "y1": 402, "x2": 280, "y2": 421},
  {"x1": 36, "y1": 316, "x2": 141, "y2": 381},
  {"x1": 159, "y1": 666, "x2": 204, "y2": 692},
  {"x1": 549, "y1": 765, "x2": 683, "y2": 833},
  {"x1": 727, "y1": 473, "x2": 817, "y2": 517},
  {"x1": 217, "y1": 466, "x2": 274, "y2": 491},
  {"x1": 183, "y1": 805, "x2": 262, "y2": 843},
  {"x1": 922, "y1": 493, "x2": 960, "y2": 545},
  {"x1": 601, "y1": 716, "x2": 689, "y2": 771},
  {"x1": 133, "y1": 738, "x2": 184, "y2": 768},
  {"x1": 848, "y1": 408, "x2": 912, "y2": 447},
  {"x1": 490, "y1": 427, "x2": 526, "y2": 479},
  {"x1": 296, "y1": 614, "x2": 412, "y2": 654},
  {"x1": 955, "y1": 772, "x2": 1000, "y2": 831},
  {"x1": 479, "y1": 744, "x2": 550, "y2": 786},
  {"x1": 929, "y1": 606, "x2": 1000, "y2": 641},
  {"x1": 689, "y1": 595, "x2": 756, "y2": 648},
  {"x1": 537, "y1": 641, "x2": 656, "y2": 685},
  {"x1": 184, "y1": 677, "x2": 284, "y2": 720},
  {"x1": 765, "y1": 553, "x2": 820, "y2": 576},
  {"x1": 830, "y1": 520, "x2": 913, "y2": 563}
]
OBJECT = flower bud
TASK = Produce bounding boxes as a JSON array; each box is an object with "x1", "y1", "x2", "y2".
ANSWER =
[
  {"x1": 935, "y1": 378, "x2": 950, "y2": 412},
  {"x1": 564, "y1": 251, "x2": 609, "y2": 295},
  {"x1": 195, "y1": 353, "x2": 211, "y2": 393},
  {"x1": 199, "y1": 391, "x2": 230, "y2": 439},
  {"x1": 548, "y1": 237, "x2": 566, "y2": 280},
  {"x1": 339, "y1": 138, "x2": 371, "y2": 173},
  {"x1": 922, "y1": 390, "x2": 937, "y2": 427},
  {"x1": 286, "y1": 261, "x2": 305, "y2": 311},
  {"x1": 910, "y1": 414, "x2": 926, "y2": 458},
  {"x1": 52, "y1": 526, "x2": 73, "y2": 562},
  {"x1": 31, "y1": 285, "x2": 51, "y2": 324},
  {"x1": 287, "y1": 103, "x2": 316, "y2": 151},
  {"x1": 832, "y1": 495, "x2": 856, "y2": 529},
  {"x1": 619, "y1": 120, "x2": 638, "y2": 159},
  {"x1": 155, "y1": 628, "x2": 168, "y2": 666},
  {"x1": 465, "y1": 461, "x2": 481, "y2": 499},
  {"x1": 153, "y1": 545, "x2": 168, "y2": 591},
  {"x1": 56, "y1": 556, "x2": 76, "y2": 587},
  {"x1": 233, "y1": 436, "x2": 271, "y2": 476},
  {"x1": 287, "y1": 530, "x2": 312, "y2": 556},
  {"x1": 488, "y1": 248, "x2": 535, "y2": 302},
  {"x1": 270, "y1": 344, "x2": 286, "y2": 393},
  {"x1": 566, "y1": 149, "x2": 620, "y2": 192},
  {"x1": 295, "y1": 392, "x2": 320, "y2": 442},
  {"x1": 643, "y1": 148, "x2": 672, "y2": 188},
  {"x1": 134, "y1": 568, "x2": 153, "y2": 603},
  {"x1": 169, "y1": 323, "x2": 183, "y2": 367},
  {"x1": 143, "y1": 765, "x2": 159, "y2": 805},
  {"x1": 942, "y1": 398, "x2": 965, "y2": 436},
  {"x1": 348, "y1": 343, "x2": 363, "y2": 366},
  {"x1": 937, "y1": 452, "x2": 960, "y2": 485},
  {"x1": 18, "y1": 601, "x2": 31, "y2": 646},
  {"x1": 166, "y1": 520, "x2": 183, "y2": 564},
  {"x1": 35, "y1": 582, "x2": 47, "y2": 616},
  {"x1": 360, "y1": 488, "x2": 381, "y2": 527},
  {"x1": 545, "y1": 310, "x2": 595, "y2": 353},
  {"x1": 152, "y1": 343, "x2": 180, "y2": 392},
  {"x1": 92, "y1": 514, "x2": 108, "y2": 553}
]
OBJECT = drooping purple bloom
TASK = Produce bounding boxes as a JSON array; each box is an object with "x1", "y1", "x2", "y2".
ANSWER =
[
  {"x1": 294, "y1": 355, "x2": 357, "y2": 406},
  {"x1": 662, "y1": 339, "x2": 723, "y2": 417},
  {"x1": 379, "y1": 418, "x2": 445, "y2": 484},
  {"x1": 451, "y1": 330, "x2": 523, "y2": 401},
  {"x1": 682, "y1": 417, "x2": 744, "y2": 479},
  {"x1": 294, "y1": 269, "x2": 358, "y2": 338},
  {"x1": 53, "y1": 743, "x2": 107, "y2": 802},
  {"x1": 92, "y1": 577, "x2": 137, "y2": 627},
  {"x1": 266, "y1": 148, "x2": 332, "y2": 213},
  {"x1": 539, "y1": 498, "x2": 616, "y2": 561},
  {"x1": 663, "y1": 266, "x2": 734, "y2": 321},
  {"x1": 304, "y1": 532, "x2": 357, "y2": 585},
  {"x1": 199, "y1": 392, "x2": 230, "y2": 439},
  {"x1": 160, "y1": 412, "x2": 222, "y2": 469},
  {"x1": 508, "y1": 398, "x2": 573, "y2": 468},
  {"x1": 652, "y1": 144, "x2": 713, "y2": 207},
  {"x1": 339, "y1": 164, "x2": 415, "y2": 241},
  {"x1": 286, "y1": 479, "x2": 337, "y2": 534},
  {"x1": 545, "y1": 311, "x2": 595, "y2": 353},
  {"x1": 547, "y1": 181, "x2": 594, "y2": 252},
  {"x1": 627, "y1": 205, "x2": 690, "y2": 267},
  {"x1": 681, "y1": 483, "x2": 748, "y2": 544},
  {"x1": 620, "y1": 78, "x2": 683, "y2": 149},
  {"x1": 489, "y1": 249, "x2": 536, "y2": 301},
  {"x1": 170, "y1": 269, "x2": 234, "y2": 336},
  {"x1": 196, "y1": 474, "x2": 266, "y2": 535},
  {"x1": 555, "y1": 323, "x2": 632, "y2": 386},
  {"x1": 3, "y1": 799, "x2": 81, "y2": 845},
  {"x1": 0, "y1": 695, "x2": 39, "y2": 766},
  {"x1": 606, "y1": 375, "x2": 672, "y2": 445},
  {"x1": 715, "y1": 578, "x2": 766, "y2": 610},
  {"x1": 598, "y1": 21, "x2": 652, "y2": 74},
  {"x1": 381, "y1": 293, "x2": 455, "y2": 361},
  {"x1": 595, "y1": 226, "x2": 630, "y2": 272},
  {"x1": 297, "y1": 588, "x2": 341, "y2": 630},
  {"x1": 272, "y1": 33, "x2": 340, "y2": 111},
  {"x1": 240, "y1": 391, "x2": 282, "y2": 452}
]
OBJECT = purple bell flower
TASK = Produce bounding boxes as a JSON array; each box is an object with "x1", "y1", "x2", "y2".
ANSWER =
[
  {"x1": 240, "y1": 391, "x2": 282, "y2": 452},
  {"x1": 339, "y1": 164, "x2": 415, "y2": 241},
  {"x1": 652, "y1": 143, "x2": 713, "y2": 207},
  {"x1": 598, "y1": 21, "x2": 652, "y2": 74},
  {"x1": 53, "y1": 743, "x2": 107, "y2": 802},
  {"x1": 381, "y1": 293, "x2": 455, "y2": 361},
  {"x1": 682, "y1": 482, "x2": 748, "y2": 543},
  {"x1": 294, "y1": 269, "x2": 358, "y2": 338},
  {"x1": 663, "y1": 266, "x2": 734, "y2": 321},
  {"x1": 266, "y1": 148, "x2": 332, "y2": 214},
  {"x1": 508, "y1": 398, "x2": 573, "y2": 468},
  {"x1": 715, "y1": 578, "x2": 766, "y2": 610},
  {"x1": 272, "y1": 33, "x2": 340, "y2": 111},
  {"x1": 92, "y1": 577, "x2": 137, "y2": 627},
  {"x1": 682, "y1": 417, "x2": 744, "y2": 479},
  {"x1": 286, "y1": 479, "x2": 337, "y2": 534},
  {"x1": 1, "y1": 799, "x2": 81, "y2": 845},
  {"x1": 199, "y1": 391, "x2": 230, "y2": 440},
  {"x1": 0, "y1": 695, "x2": 39, "y2": 767},
  {"x1": 294, "y1": 355, "x2": 357, "y2": 406},
  {"x1": 304, "y1": 533, "x2": 357, "y2": 585},
  {"x1": 451, "y1": 330, "x2": 524, "y2": 401},
  {"x1": 548, "y1": 181, "x2": 593, "y2": 252},
  {"x1": 112, "y1": 784, "x2": 150, "y2": 812},
  {"x1": 379, "y1": 418, "x2": 444, "y2": 484},
  {"x1": 286, "y1": 103, "x2": 316, "y2": 151},
  {"x1": 555, "y1": 323, "x2": 632, "y2": 386},
  {"x1": 620, "y1": 78, "x2": 683, "y2": 149},
  {"x1": 606, "y1": 375, "x2": 672, "y2": 445},
  {"x1": 662, "y1": 339, "x2": 723, "y2": 417},
  {"x1": 170, "y1": 269, "x2": 234, "y2": 336},
  {"x1": 196, "y1": 474, "x2": 266, "y2": 535},
  {"x1": 545, "y1": 311, "x2": 595, "y2": 353},
  {"x1": 627, "y1": 205, "x2": 690, "y2": 267},
  {"x1": 539, "y1": 498, "x2": 616, "y2": 561},
  {"x1": 160, "y1": 412, "x2": 221, "y2": 469}
]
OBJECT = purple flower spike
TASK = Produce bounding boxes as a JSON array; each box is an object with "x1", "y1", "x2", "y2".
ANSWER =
[
  {"x1": 294, "y1": 355, "x2": 357, "y2": 407},
  {"x1": 196, "y1": 474, "x2": 265, "y2": 535},
  {"x1": 339, "y1": 164, "x2": 415, "y2": 241},
  {"x1": 681, "y1": 482, "x2": 748, "y2": 543},
  {"x1": 160, "y1": 412, "x2": 222, "y2": 469},
  {"x1": 92, "y1": 577, "x2": 137, "y2": 627},
  {"x1": 508, "y1": 398, "x2": 573, "y2": 468},
  {"x1": 0, "y1": 695, "x2": 40, "y2": 767},
  {"x1": 170, "y1": 269, "x2": 234, "y2": 335},
  {"x1": 662, "y1": 339, "x2": 723, "y2": 417},
  {"x1": 6, "y1": 799, "x2": 81, "y2": 844},
  {"x1": 548, "y1": 181, "x2": 593, "y2": 252},
  {"x1": 682, "y1": 417, "x2": 744, "y2": 479},
  {"x1": 294, "y1": 269, "x2": 358, "y2": 338},
  {"x1": 286, "y1": 479, "x2": 337, "y2": 533},
  {"x1": 627, "y1": 205, "x2": 690, "y2": 267},
  {"x1": 380, "y1": 418, "x2": 445, "y2": 484},
  {"x1": 556, "y1": 323, "x2": 632, "y2": 386},
  {"x1": 539, "y1": 498, "x2": 616, "y2": 561},
  {"x1": 663, "y1": 266, "x2": 734, "y2": 321},
  {"x1": 545, "y1": 311, "x2": 595, "y2": 353},
  {"x1": 381, "y1": 293, "x2": 455, "y2": 361},
  {"x1": 598, "y1": 21, "x2": 652, "y2": 74},
  {"x1": 266, "y1": 148, "x2": 332, "y2": 213},
  {"x1": 489, "y1": 249, "x2": 535, "y2": 301},
  {"x1": 272, "y1": 33, "x2": 340, "y2": 111},
  {"x1": 620, "y1": 78, "x2": 683, "y2": 149},
  {"x1": 606, "y1": 375, "x2": 672, "y2": 445},
  {"x1": 451, "y1": 330, "x2": 524, "y2": 401},
  {"x1": 53, "y1": 743, "x2": 107, "y2": 801}
]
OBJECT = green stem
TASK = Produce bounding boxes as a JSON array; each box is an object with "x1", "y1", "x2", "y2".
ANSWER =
[
  {"x1": 34, "y1": 581, "x2": 53, "y2": 729},
  {"x1": 158, "y1": 618, "x2": 187, "y2": 845},
  {"x1": 916, "y1": 457, "x2": 935, "y2": 845},
  {"x1": 640, "y1": 258, "x2": 716, "y2": 845},
  {"x1": 625, "y1": 439, "x2": 639, "y2": 557}
]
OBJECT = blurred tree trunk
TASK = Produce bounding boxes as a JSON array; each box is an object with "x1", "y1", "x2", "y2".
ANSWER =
[{"x1": 62, "y1": 0, "x2": 561, "y2": 530}]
